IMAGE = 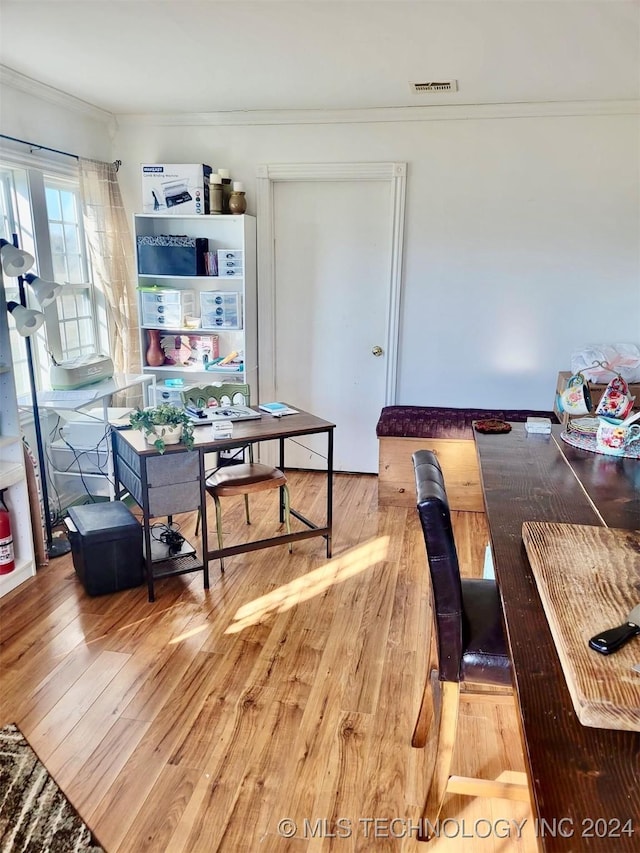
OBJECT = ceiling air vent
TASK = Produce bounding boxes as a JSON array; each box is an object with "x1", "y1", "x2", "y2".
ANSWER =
[{"x1": 411, "y1": 80, "x2": 458, "y2": 93}]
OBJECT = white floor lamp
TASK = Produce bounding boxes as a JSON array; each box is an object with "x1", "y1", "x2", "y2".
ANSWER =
[{"x1": 1, "y1": 235, "x2": 71, "y2": 558}]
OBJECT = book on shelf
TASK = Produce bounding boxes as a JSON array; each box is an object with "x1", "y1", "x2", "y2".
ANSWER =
[{"x1": 258, "y1": 402, "x2": 298, "y2": 417}]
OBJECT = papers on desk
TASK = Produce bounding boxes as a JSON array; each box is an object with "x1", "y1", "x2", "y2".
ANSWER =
[
  {"x1": 258, "y1": 402, "x2": 298, "y2": 417},
  {"x1": 108, "y1": 410, "x2": 136, "y2": 430}
]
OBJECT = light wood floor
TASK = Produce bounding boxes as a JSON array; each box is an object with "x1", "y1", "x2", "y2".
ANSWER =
[{"x1": 1, "y1": 472, "x2": 538, "y2": 852}]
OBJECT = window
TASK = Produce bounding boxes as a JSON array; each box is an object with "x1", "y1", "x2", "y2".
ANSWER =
[
  {"x1": 0, "y1": 162, "x2": 102, "y2": 396},
  {"x1": 44, "y1": 178, "x2": 97, "y2": 362},
  {"x1": 47, "y1": 182, "x2": 85, "y2": 284},
  {"x1": 0, "y1": 166, "x2": 31, "y2": 396}
]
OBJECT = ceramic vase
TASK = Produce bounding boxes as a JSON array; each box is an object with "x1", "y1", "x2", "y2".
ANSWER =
[
  {"x1": 146, "y1": 329, "x2": 165, "y2": 366},
  {"x1": 228, "y1": 191, "x2": 247, "y2": 215}
]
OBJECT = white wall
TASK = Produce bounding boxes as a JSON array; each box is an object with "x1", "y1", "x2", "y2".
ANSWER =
[
  {"x1": 114, "y1": 107, "x2": 640, "y2": 410},
  {"x1": 2, "y1": 69, "x2": 638, "y2": 412},
  {"x1": 0, "y1": 72, "x2": 114, "y2": 162}
]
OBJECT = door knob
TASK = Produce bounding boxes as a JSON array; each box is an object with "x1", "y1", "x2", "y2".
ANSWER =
[{"x1": 372, "y1": 346, "x2": 384, "y2": 357}]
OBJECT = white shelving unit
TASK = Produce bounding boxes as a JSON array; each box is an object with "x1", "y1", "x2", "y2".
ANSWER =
[
  {"x1": 0, "y1": 272, "x2": 36, "y2": 597},
  {"x1": 134, "y1": 214, "x2": 257, "y2": 398}
]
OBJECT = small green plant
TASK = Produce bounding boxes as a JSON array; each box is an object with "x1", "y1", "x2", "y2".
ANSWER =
[{"x1": 129, "y1": 403, "x2": 195, "y2": 454}]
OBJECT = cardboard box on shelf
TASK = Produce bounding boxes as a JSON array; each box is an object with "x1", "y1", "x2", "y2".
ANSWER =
[
  {"x1": 141, "y1": 164, "x2": 212, "y2": 215},
  {"x1": 159, "y1": 334, "x2": 219, "y2": 367}
]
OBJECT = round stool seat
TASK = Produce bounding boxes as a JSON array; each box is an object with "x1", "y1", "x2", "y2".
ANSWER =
[{"x1": 206, "y1": 463, "x2": 287, "y2": 496}]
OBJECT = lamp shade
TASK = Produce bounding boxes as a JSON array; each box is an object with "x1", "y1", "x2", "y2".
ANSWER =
[
  {"x1": 6, "y1": 301, "x2": 45, "y2": 336},
  {"x1": 24, "y1": 273, "x2": 62, "y2": 308},
  {"x1": 0, "y1": 240, "x2": 34, "y2": 277}
]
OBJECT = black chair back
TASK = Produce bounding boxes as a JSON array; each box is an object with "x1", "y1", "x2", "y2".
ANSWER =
[
  {"x1": 411, "y1": 452, "x2": 521, "y2": 835},
  {"x1": 413, "y1": 449, "x2": 463, "y2": 682}
]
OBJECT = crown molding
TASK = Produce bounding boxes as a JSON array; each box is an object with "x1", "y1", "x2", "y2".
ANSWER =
[
  {"x1": 0, "y1": 65, "x2": 114, "y2": 125},
  {"x1": 1, "y1": 64, "x2": 636, "y2": 128},
  {"x1": 117, "y1": 99, "x2": 640, "y2": 128}
]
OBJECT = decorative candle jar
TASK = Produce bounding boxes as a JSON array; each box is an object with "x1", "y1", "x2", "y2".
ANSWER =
[
  {"x1": 218, "y1": 169, "x2": 232, "y2": 213},
  {"x1": 209, "y1": 173, "x2": 223, "y2": 214},
  {"x1": 228, "y1": 181, "x2": 247, "y2": 214},
  {"x1": 228, "y1": 192, "x2": 246, "y2": 215}
]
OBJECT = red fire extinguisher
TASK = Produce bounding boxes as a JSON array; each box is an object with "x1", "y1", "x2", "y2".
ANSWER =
[{"x1": 0, "y1": 491, "x2": 15, "y2": 575}]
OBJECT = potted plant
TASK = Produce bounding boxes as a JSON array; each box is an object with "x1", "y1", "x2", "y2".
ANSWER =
[{"x1": 129, "y1": 403, "x2": 195, "y2": 454}]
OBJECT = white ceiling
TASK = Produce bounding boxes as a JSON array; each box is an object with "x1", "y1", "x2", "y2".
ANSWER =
[{"x1": 1, "y1": 1, "x2": 639, "y2": 116}]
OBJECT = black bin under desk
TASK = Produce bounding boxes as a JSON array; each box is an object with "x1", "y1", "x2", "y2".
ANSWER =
[{"x1": 66, "y1": 501, "x2": 144, "y2": 596}]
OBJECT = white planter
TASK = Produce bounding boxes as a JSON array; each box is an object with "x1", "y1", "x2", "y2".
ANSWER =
[{"x1": 145, "y1": 423, "x2": 183, "y2": 447}]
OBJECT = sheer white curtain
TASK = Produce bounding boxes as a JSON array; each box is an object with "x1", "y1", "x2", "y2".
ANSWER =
[{"x1": 78, "y1": 159, "x2": 141, "y2": 402}]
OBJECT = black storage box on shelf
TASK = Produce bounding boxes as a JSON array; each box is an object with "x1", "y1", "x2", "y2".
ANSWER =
[
  {"x1": 66, "y1": 501, "x2": 144, "y2": 596},
  {"x1": 137, "y1": 235, "x2": 208, "y2": 276}
]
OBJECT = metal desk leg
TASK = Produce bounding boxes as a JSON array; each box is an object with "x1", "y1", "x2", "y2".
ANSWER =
[
  {"x1": 326, "y1": 428, "x2": 333, "y2": 558},
  {"x1": 140, "y1": 460, "x2": 155, "y2": 603},
  {"x1": 199, "y1": 447, "x2": 210, "y2": 587},
  {"x1": 111, "y1": 429, "x2": 122, "y2": 500},
  {"x1": 279, "y1": 436, "x2": 286, "y2": 522},
  {"x1": 142, "y1": 512, "x2": 155, "y2": 603}
]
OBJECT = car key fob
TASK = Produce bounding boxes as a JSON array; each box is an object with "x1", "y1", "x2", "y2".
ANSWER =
[{"x1": 589, "y1": 605, "x2": 640, "y2": 655}]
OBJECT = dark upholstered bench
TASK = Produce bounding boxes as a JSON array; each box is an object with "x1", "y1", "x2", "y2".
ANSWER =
[{"x1": 377, "y1": 406, "x2": 557, "y2": 511}]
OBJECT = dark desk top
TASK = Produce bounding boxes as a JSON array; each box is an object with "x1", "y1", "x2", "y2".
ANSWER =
[
  {"x1": 114, "y1": 407, "x2": 335, "y2": 456},
  {"x1": 475, "y1": 424, "x2": 640, "y2": 852}
]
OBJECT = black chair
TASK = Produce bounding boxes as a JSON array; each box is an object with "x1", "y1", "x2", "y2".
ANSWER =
[{"x1": 412, "y1": 450, "x2": 529, "y2": 838}]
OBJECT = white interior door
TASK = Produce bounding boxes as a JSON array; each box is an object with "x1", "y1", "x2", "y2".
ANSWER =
[
  {"x1": 258, "y1": 162, "x2": 406, "y2": 474},
  {"x1": 273, "y1": 181, "x2": 390, "y2": 472},
  {"x1": 270, "y1": 179, "x2": 395, "y2": 472}
]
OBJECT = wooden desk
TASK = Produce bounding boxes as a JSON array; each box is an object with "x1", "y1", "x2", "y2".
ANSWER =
[
  {"x1": 475, "y1": 424, "x2": 640, "y2": 852},
  {"x1": 112, "y1": 408, "x2": 334, "y2": 602}
]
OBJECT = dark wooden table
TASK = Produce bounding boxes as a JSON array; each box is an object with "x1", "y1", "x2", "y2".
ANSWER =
[{"x1": 475, "y1": 423, "x2": 640, "y2": 852}]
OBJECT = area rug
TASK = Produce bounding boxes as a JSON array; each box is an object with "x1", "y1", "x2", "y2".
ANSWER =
[{"x1": 0, "y1": 723, "x2": 105, "y2": 852}]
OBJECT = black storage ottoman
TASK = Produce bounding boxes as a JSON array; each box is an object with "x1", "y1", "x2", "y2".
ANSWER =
[{"x1": 66, "y1": 501, "x2": 144, "y2": 596}]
